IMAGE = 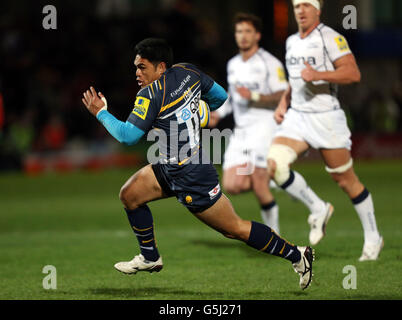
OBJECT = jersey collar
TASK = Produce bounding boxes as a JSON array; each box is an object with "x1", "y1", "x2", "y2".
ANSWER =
[
  {"x1": 239, "y1": 47, "x2": 262, "y2": 63},
  {"x1": 298, "y1": 22, "x2": 323, "y2": 40}
]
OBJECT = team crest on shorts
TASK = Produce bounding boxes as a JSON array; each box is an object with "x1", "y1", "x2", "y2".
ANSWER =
[
  {"x1": 185, "y1": 195, "x2": 193, "y2": 204},
  {"x1": 132, "y1": 96, "x2": 150, "y2": 120},
  {"x1": 208, "y1": 184, "x2": 221, "y2": 200}
]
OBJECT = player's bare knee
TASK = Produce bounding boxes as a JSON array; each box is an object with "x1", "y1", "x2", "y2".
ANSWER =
[
  {"x1": 267, "y1": 159, "x2": 276, "y2": 179},
  {"x1": 237, "y1": 180, "x2": 251, "y2": 193},
  {"x1": 119, "y1": 185, "x2": 127, "y2": 201},
  {"x1": 222, "y1": 182, "x2": 240, "y2": 195},
  {"x1": 224, "y1": 179, "x2": 249, "y2": 195},
  {"x1": 119, "y1": 185, "x2": 138, "y2": 209},
  {"x1": 267, "y1": 145, "x2": 297, "y2": 185},
  {"x1": 119, "y1": 186, "x2": 130, "y2": 207},
  {"x1": 327, "y1": 159, "x2": 356, "y2": 192},
  {"x1": 252, "y1": 172, "x2": 268, "y2": 190},
  {"x1": 222, "y1": 175, "x2": 235, "y2": 194}
]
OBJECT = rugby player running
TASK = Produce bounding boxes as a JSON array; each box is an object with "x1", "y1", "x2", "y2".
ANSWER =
[
  {"x1": 209, "y1": 13, "x2": 287, "y2": 234},
  {"x1": 82, "y1": 38, "x2": 315, "y2": 289},
  {"x1": 267, "y1": 0, "x2": 383, "y2": 260}
]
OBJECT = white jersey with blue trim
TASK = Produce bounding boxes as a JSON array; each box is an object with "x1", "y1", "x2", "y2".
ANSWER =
[
  {"x1": 286, "y1": 23, "x2": 353, "y2": 113},
  {"x1": 224, "y1": 48, "x2": 288, "y2": 128}
]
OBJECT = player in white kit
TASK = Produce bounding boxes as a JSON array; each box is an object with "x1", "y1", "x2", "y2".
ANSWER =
[
  {"x1": 267, "y1": 0, "x2": 383, "y2": 261},
  {"x1": 209, "y1": 13, "x2": 287, "y2": 233}
]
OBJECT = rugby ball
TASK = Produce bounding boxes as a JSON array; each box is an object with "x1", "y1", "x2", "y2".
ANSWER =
[{"x1": 199, "y1": 100, "x2": 210, "y2": 128}]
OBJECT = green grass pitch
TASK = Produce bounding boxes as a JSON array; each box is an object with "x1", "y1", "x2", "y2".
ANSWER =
[{"x1": 0, "y1": 160, "x2": 401, "y2": 300}]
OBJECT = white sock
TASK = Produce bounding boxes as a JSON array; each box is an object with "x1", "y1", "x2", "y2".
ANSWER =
[
  {"x1": 353, "y1": 189, "x2": 381, "y2": 244},
  {"x1": 269, "y1": 180, "x2": 279, "y2": 190},
  {"x1": 261, "y1": 202, "x2": 280, "y2": 234},
  {"x1": 281, "y1": 171, "x2": 326, "y2": 215}
]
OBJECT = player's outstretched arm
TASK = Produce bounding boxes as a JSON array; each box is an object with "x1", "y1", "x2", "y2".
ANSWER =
[
  {"x1": 82, "y1": 86, "x2": 145, "y2": 145},
  {"x1": 208, "y1": 96, "x2": 233, "y2": 128},
  {"x1": 202, "y1": 82, "x2": 228, "y2": 111},
  {"x1": 82, "y1": 86, "x2": 107, "y2": 117},
  {"x1": 274, "y1": 85, "x2": 291, "y2": 124},
  {"x1": 301, "y1": 54, "x2": 361, "y2": 84},
  {"x1": 236, "y1": 86, "x2": 285, "y2": 110}
]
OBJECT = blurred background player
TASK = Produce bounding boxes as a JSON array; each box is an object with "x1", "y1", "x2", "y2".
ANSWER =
[
  {"x1": 82, "y1": 38, "x2": 315, "y2": 289},
  {"x1": 268, "y1": 0, "x2": 383, "y2": 261},
  {"x1": 209, "y1": 13, "x2": 287, "y2": 233}
]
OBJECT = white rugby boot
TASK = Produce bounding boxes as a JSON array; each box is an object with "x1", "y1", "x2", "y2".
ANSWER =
[
  {"x1": 292, "y1": 246, "x2": 315, "y2": 290},
  {"x1": 359, "y1": 236, "x2": 384, "y2": 261},
  {"x1": 114, "y1": 254, "x2": 163, "y2": 274},
  {"x1": 308, "y1": 203, "x2": 334, "y2": 245}
]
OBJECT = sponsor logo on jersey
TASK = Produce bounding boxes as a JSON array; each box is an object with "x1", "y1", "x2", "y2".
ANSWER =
[
  {"x1": 235, "y1": 82, "x2": 259, "y2": 90},
  {"x1": 176, "y1": 91, "x2": 201, "y2": 124},
  {"x1": 181, "y1": 108, "x2": 191, "y2": 121},
  {"x1": 251, "y1": 68, "x2": 263, "y2": 74},
  {"x1": 183, "y1": 87, "x2": 194, "y2": 102},
  {"x1": 286, "y1": 56, "x2": 316, "y2": 66},
  {"x1": 277, "y1": 67, "x2": 287, "y2": 82},
  {"x1": 307, "y1": 42, "x2": 319, "y2": 49},
  {"x1": 335, "y1": 36, "x2": 349, "y2": 52},
  {"x1": 170, "y1": 75, "x2": 191, "y2": 98},
  {"x1": 208, "y1": 184, "x2": 221, "y2": 200},
  {"x1": 133, "y1": 96, "x2": 150, "y2": 120}
]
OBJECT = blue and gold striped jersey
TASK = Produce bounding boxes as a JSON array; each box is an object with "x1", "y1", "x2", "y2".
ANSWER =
[{"x1": 127, "y1": 63, "x2": 214, "y2": 166}]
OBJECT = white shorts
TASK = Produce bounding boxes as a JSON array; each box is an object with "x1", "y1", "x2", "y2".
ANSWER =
[
  {"x1": 223, "y1": 120, "x2": 277, "y2": 169},
  {"x1": 274, "y1": 108, "x2": 352, "y2": 150}
]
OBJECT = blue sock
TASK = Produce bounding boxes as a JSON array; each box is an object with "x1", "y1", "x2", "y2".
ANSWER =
[
  {"x1": 125, "y1": 205, "x2": 160, "y2": 262},
  {"x1": 247, "y1": 221, "x2": 301, "y2": 263}
]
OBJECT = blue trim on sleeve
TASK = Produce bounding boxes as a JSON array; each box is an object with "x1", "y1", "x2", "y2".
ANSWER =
[
  {"x1": 96, "y1": 110, "x2": 145, "y2": 145},
  {"x1": 203, "y1": 82, "x2": 228, "y2": 111}
]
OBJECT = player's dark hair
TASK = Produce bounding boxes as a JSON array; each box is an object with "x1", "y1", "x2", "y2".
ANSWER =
[
  {"x1": 233, "y1": 12, "x2": 263, "y2": 33},
  {"x1": 134, "y1": 38, "x2": 174, "y2": 69}
]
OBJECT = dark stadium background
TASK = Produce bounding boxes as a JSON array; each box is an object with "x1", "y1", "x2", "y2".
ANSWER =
[{"x1": 0, "y1": 0, "x2": 401, "y2": 173}]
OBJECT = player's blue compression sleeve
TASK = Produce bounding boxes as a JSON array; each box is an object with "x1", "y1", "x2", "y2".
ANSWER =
[
  {"x1": 203, "y1": 82, "x2": 228, "y2": 111},
  {"x1": 96, "y1": 110, "x2": 145, "y2": 145}
]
